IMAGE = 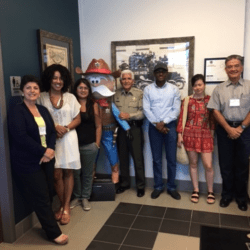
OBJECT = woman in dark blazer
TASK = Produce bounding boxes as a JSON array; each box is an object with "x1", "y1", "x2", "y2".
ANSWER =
[{"x1": 8, "y1": 75, "x2": 68, "y2": 244}]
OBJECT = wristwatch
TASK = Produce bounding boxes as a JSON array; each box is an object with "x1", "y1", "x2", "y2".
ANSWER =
[
  {"x1": 241, "y1": 124, "x2": 247, "y2": 130},
  {"x1": 64, "y1": 126, "x2": 70, "y2": 132}
]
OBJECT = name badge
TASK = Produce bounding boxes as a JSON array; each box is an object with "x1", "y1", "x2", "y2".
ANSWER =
[
  {"x1": 229, "y1": 99, "x2": 240, "y2": 107},
  {"x1": 105, "y1": 108, "x2": 110, "y2": 114},
  {"x1": 39, "y1": 126, "x2": 46, "y2": 135}
]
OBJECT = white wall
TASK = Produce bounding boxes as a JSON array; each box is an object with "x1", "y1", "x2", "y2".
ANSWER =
[{"x1": 78, "y1": 0, "x2": 246, "y2": 184}]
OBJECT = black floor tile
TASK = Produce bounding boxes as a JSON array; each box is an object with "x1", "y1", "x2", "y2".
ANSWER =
[
  {"x1": 192, "y1": 210, "x2": 219, "y2": 226},
  {"x1": 120, "y1": 246, "x2": 152, "y2": 250},
  {"x1": 159, "y1": 219, "x2": 189, "y2": 236},
  {"x1": 94, "y1": 226, "x2": 129, "y2": 244},
  {"x1": 132, "y1": 216, "x2": 162, "y2": 232},
  {"x1": 123, "y1": 229, "x2": 157, "y2": 248},
  {"x1": 114, "y1": 203, "x2": 142, "y2": 215},
  {"x1": 105, "y1": 213, "x2": 136, "y2": 228},
  {"x1": 139, "y1": 205, "x2": 166, "y2": 218},
  {"x1": 86, "y1": 241, "x2": 120, "y2": 250},
  {"x1": 220, "y1": 214, "x2": 250, "y2": 229},
  {"x1": 189, "y1": 222, "x2": 217, "y2": 238},
  {"x1": 165, "y1": 207, "x2": 192, "y2": 222},
  {"x1": 200, "y1": 226, "x2": 250, "y2": 250}
]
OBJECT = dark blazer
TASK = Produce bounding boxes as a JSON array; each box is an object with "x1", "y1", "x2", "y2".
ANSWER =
[{"x1": 8, "y1": 102, "x2": 56, "y2": 174}]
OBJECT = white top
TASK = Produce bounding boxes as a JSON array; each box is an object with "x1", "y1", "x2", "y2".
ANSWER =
[{"x1": 38, "y1": 92, "x2": 81, "y2": 169}]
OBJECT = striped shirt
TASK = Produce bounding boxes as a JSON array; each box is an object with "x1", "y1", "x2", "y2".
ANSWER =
[{"x1": 207, "y1": 78, "x2": 250, "y2": 121}]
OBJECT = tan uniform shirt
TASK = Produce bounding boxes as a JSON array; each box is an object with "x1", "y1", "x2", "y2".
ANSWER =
[{"x1": 114, "y1": 87, "x2": 144, "y2": 120}]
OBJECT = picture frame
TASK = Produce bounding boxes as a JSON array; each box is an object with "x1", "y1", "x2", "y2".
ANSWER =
[
  {"x1": 204, "y1": 58, "x2": 227, "y2": 84},
  {"x1": 37, "y1": 29, "x2": 74, "y2": 83},
  {"x1": 111, "y1": 36, "x2": 195, "y2": 97}
]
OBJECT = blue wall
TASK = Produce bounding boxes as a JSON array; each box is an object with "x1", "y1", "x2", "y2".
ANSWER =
[{"x1": 0, "y1": 0, "x2": 81, "y2": 223}]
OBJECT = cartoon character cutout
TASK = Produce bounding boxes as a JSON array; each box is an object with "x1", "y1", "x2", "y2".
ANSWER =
[{"x1": 76, "y1": 59, "x2": 130, "y2": 183}]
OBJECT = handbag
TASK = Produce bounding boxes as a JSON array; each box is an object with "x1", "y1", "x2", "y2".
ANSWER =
[{"x1": 176, "y1": 96, "x2": 191, "y2": 165}]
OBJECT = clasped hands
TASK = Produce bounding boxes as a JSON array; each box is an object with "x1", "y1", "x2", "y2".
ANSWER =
[
  {"x1": 226, "y1": 126, "x2": 243, "y2": 140},
  {"x1": 56, "y1": 125, "x2": 68, "y2": 138},
  {"x1": 156, "y1": 121, "x2": 169, "y2": 134},
  {"x1": 40, "y1": 148, "x2": 55, "y2": 164}
]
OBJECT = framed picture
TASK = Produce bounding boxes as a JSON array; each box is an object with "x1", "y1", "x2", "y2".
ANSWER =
[
  {"x1": 204, "y1": 58, "x2": 227, "y2": 84},
  {"x1": 37, "y1": 29, "x2": 74, "y2": 82},
  {"x1": 111, "y1": 36, "x2": 195, "y2": 97}
]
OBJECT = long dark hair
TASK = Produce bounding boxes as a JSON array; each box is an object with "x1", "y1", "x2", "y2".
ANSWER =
[{"x1": 73, "y1": 78, "x2": 95, "y2": 119}]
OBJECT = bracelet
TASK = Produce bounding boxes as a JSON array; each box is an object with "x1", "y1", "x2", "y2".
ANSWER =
[
  {"x1": 95, "y1": 143, "x2": 100, "y2": 149},
  {"x1": 64, "y1": 126, "x2": 70, "y2": 132}
]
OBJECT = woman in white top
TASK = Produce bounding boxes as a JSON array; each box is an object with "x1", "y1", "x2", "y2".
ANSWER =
[{"x1": 38, "y1": 64, "x2": 81, "y2": 225}]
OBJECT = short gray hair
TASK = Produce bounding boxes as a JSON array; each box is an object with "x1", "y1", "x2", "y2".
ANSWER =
[
  {"x1": 120, "y1": 69, "x2": 134, "y2": 80},
  {"x1": 225, "y1": 55, "x2": 244, "y2": 66}
]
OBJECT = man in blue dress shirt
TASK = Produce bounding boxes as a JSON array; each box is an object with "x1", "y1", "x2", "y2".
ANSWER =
[{"x1": 143, "y1": 62, "x2": 181, "y2": 199}]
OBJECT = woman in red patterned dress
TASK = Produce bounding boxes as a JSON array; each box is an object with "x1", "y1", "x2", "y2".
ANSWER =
[{"x1": 177, "y1": 74, "x2": 215, "y2": 204}]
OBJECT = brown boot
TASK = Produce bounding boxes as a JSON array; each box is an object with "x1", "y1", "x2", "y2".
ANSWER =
[{"x1": 111, "y1": 164, "x2": 119, "y2": 183}]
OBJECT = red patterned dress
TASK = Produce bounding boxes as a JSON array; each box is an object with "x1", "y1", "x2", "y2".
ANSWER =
[{"x1": 176, "y1": 95, "x2": 215, "y2": 153}]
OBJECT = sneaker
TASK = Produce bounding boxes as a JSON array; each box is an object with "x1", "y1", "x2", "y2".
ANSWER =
[
  {"x1": 70, "y1": 199, "x2": 81, "y2": 209},
  {"x1": 82, "y1": 199, "x2": 91, "y2": 211}
]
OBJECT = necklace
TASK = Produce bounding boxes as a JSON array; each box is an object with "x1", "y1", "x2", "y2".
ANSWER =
[{"x1": 49, "y1": 91, "x2": 64, "y2": 109}]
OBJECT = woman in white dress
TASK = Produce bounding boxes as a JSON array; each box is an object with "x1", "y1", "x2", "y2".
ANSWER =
[{"x1": 38, "y1": 64, "x2": 81, "y2": 225}]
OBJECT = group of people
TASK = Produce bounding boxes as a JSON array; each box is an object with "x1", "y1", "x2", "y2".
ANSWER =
[
  {"x1": 8, "y1": 54, "x2": 250, "y2": 244},
  {"x1": 8, "y1": 64, "x2": 101, "y2": 244}
]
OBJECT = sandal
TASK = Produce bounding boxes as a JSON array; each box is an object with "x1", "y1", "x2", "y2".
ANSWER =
[
  {"x1": 207, "y1": 192, "x2": 215, "y2": 204},
  {"x1": 54, "y1": 207, "x2": 63, "y2": 221},
  {"x1": 53, "y1": 234, "x2": 69, "y2": 245},
  {"x1": 60, "y1": 210, "x2": 70, "y2": 225},
  {"x1": 191, "y1": 191, "x2": 199, "y2": 203}
]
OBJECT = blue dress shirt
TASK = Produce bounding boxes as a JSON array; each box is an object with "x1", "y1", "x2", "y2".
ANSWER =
[{"x1": 143, "y1": 82, "x2": 181, "y2": 125}]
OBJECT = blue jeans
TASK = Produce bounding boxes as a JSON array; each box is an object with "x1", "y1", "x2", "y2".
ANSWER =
[{"x1": 148, "y1": 121, "x2": 177, "y2": 191}]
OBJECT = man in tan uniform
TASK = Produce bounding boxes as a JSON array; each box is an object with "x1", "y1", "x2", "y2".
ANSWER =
[{"x1": 114, "y1": 70, "x2": 145, "y2": 197}]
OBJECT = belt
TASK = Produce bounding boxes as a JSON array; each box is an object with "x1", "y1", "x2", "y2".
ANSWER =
[
  {"x1": 226, "y1": 120, "x2": 243, "y2": 127},
  {"x1": 128, "y1": 120, "x2": 143, "y2": 127},
  {"x1": 102, "y1": 123, "x2": 116, "y2": 131}
]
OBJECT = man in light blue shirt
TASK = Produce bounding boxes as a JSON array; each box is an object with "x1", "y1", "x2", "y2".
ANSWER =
[{"x1": 143, "y1": 62, "x2": 181, "y2": 199}]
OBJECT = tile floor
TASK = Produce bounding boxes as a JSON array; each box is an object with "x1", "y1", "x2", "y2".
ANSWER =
[{"x1": 0, "y1": 188, "x2": 250, "y2": 250}]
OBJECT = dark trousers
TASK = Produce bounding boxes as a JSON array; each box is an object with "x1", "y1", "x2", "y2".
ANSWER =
[
  {"x1": 14, "y1": 160, "x2": 61, "y2": 240},
  {"x1": 217, "y1": 125, "x2": 250, "y2": 202},
  {"x1": 117, "y1": 125, "x2": 145, "y2": 190},
  {"x1": 148, "y1": 121, "x2": 177, "y2": 191}
]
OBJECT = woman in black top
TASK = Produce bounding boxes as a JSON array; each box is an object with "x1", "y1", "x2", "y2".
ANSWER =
[
  {"x1": 70, "y1": 78, "x2": 101, "y2": 211},
  {"x1": 8, "y1": 75, "x2": 68, "y2": 244}
]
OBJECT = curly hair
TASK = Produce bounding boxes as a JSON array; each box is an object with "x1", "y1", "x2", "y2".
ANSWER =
[
  {"x1": 191, "y1": 74, "x2": 205, "y2": 87},
  {"x1": 73, "y1": 78, "x2": 95, "y2": 120},
  {"x1": 41, "y1": 64, "x2": 72, "y2": 92},
  {"x1": 20, "y1": 75, "x2": 41, "y2": 91}
]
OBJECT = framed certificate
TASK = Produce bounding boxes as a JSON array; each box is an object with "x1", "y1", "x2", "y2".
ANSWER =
[{"x1": 204, "y1": 58, "x2": 227, "y2": 83}]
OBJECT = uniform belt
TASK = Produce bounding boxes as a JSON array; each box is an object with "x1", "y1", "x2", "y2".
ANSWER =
[
  {"x1": 128, "y1": 120, "x2": 143, "y2": 127},
  {"x1": 226, "y1": 120, "x2": 243, "y2": 127}
]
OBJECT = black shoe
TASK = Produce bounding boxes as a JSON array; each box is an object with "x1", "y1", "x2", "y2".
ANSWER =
[
  {"x1": 116, "y1": 186, "x2": 130, "y2": 194},
  {"x1": 151, "y1": 189, "x2": 164, "y2": 199},
  {"x1": 219, "y1": 198, "x2": 232, "y2": 208},
  {"x1": 137, "y1": 189, "x2": 145, "y2": 197},
  {"x1": 167, "y1": 190, "x2": 181, "y2": 200},
  {"x1": 237, "y1": 201, "x2": 248, "y2": 211}
]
